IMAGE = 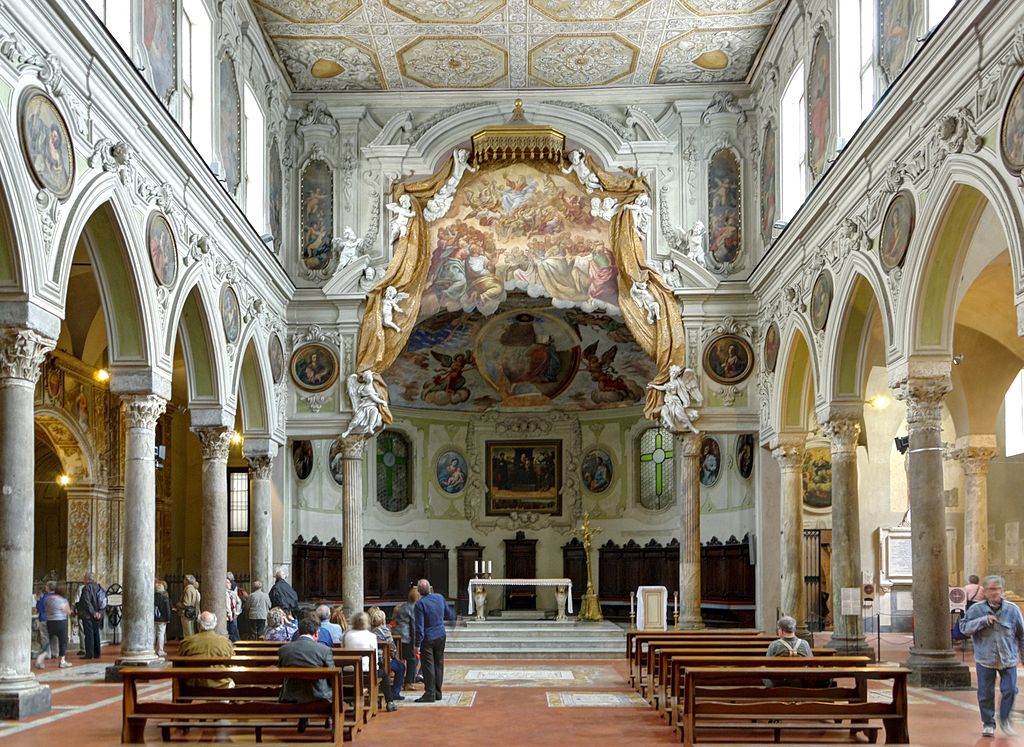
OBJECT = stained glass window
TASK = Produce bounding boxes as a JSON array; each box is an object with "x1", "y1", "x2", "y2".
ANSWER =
[
  {"x1": 638, "y1": 428, "x2": 675, "y2": 510},
  {"x1": 376, "y1": 429, "x2": 411, "y2": 512}
]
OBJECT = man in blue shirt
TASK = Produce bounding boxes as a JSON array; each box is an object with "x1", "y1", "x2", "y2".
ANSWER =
[{"x1": 414, "y1": 578, "x2": 455, "y2": 703}]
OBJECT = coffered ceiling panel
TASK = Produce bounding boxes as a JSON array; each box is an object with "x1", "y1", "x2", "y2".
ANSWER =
[{"x1": 249, "y1": 0, "x2": 782, "y2": 91}]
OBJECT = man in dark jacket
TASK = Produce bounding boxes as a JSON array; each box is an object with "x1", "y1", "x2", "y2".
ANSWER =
[
  {"x1": 278, "y1": 616, "x2": 334, "y2": 703},
  {"x1": 414, "y1": 578, "x2": 455, "y2": 703},
  {"x1": 78, "y1": 572, "x2": 103, "y2": 659},
  {"x1": 269, "y1": 566, "x2": 299, "y2": 616}
]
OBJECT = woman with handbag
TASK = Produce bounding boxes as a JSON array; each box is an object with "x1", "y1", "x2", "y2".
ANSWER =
[
  {"x1": 175, "y1": 575, "x2": 200, "y2": 638},
  {"x1": 154, "y1": 580, "x2": 171, "y2": 656}
]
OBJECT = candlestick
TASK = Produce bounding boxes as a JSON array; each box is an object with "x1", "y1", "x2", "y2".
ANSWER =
[
  {"x1": 630, "y1": 591, "x2": 635, "y2": 616},
  {"x1": 487, "y1": 560, "x2": 492, "y2": 575},
  {"x1": 475, "y1": 560, "x2": 479, "y2": 574},
  {"x1": 673, "y1": 591, "x2": 678, "y2": 615}
]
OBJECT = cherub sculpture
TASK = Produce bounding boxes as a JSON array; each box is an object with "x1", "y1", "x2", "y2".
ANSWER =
[
  {"x1": 661, "y1": 258, "x2": 683, "y2": 290},
  {"x1": 449, "y1": 148, "x2": 477, "y2": 186},
  {"x1": 386, "y1": 194, "x2": 415, "y2": 246},
  {"x1": 381, "y1": 285, "x2": 410, "y2": 333},
  {"x1": 590, "y1": 196, "x2": 619, "y2": 221},
  {"x1": 342, "y1": 371, "x2": 387, "y2": 437},
  {"x1": 625, "y1": 193, "x2": 653, "y2": 240},
  {"x1": 562, "y1": 149, "x2": 602, "y2": 193},
  {"x1": 630, "y1": 273, "x2": 661, "y2": 325},
  {"x1": 647, "y1": 365, "x2": 703, "y2": 433},
  {"x1": 359, "y1": 265, "x2": 378, "y2": 293},
  {"x1": 336, "y1": 226, "x2": 365, "y2": 269},
  {"x1": 687, "y1": 220, "x2": 707, "y2": 266}
]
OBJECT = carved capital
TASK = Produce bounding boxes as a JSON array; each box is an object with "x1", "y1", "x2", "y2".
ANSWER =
[
  {"x1": 247, "y1": 453, "x2": 275, "y2": 480},
  {"x1": 0, "y1": 327, "x2": 55, "y2": 382},
  {"x1": 121, "y1": 394, "x2": 167, "y2": 430},
  {"x1": 673, "y1": 431, "x2": 703, "y2": 458},
  {"x1": 822, "y1": 418, "x2": 861, "y2": 455},
  {"x1": 771, "y1": 439, "x2": 804, "y2": 471},
  {"x1": 949, "y1": 445, "x2": 997, "y2": 476},
  {"x1": 894, "y1": 376, "x2": 950, "y2": 432},
  {"x1": 339, "y1": 435, "x2": 368, "y2": 459},
  {"x1": 193, "y1": 427, "x2": 232, "y2": 463}
]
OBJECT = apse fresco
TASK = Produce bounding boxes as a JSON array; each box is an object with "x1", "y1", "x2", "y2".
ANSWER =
[
  {"x1": 707, "y1": 149, "x2": 741, "y2": 264},
  {"x1": 385, "y1": 297, "x2": 657, "y2": 411},
  {"x1": 421, "y1": 162, "x2": 619, "y2": 319}
]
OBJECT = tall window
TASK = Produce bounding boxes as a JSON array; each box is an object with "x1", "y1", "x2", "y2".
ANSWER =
[
  {"x1": 638, "y1": 428, "x2": 675, "y2": 510},
  {"x1": 243, "y1": 84, "x2": 266, "y2": 231},
  {"x1": 1004, "y1": 370, "x2": 1024, "y2": 457},
  {"x1": 837, "y1": 0, "x2": 875, "y2": 147},
  {"x1": 180, "y1": 4, "x2": 194, "y2": 137},
  {"x1": 181, "y1": 0, "x2": 212, "y2": 162},
  {"x1": 86, "y1": 0, "x2": 132, "y2": 51},
  {"x1": 227, "y1": 468, "x2": 250, "y2": 536},
  {"x1": 780, "y1": 64, "x2": 807, "y2": 221},
  {"x1": 376, "y1": 430, "x2": 411, "y2": 512},
  {"x1": 928, "y1": 0, "x2": 957, "y2": 29}
]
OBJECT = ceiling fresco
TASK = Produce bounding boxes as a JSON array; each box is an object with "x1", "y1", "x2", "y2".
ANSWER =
[{"x1": 250, "y1": 0, "x2": 782, "y2": 91}]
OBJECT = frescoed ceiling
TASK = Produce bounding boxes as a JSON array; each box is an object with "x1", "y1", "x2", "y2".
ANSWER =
[{"x1": 249, "y1": 0, "x2": 782, "y2": 91}]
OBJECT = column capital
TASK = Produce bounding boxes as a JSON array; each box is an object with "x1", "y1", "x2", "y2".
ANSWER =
[
  {"x1": 339, "y1": 434, "x2": 369, "y2": 459},
  {"x1": 822, "y1": 418, "x2": 861, "y2": 455},
  {"x1": 893, "y1": 375, "x2": 950, "y2": 430},
  {"x1": 121, "y1": 393, "x2": 167, "y2": 430},
  {"x1": 771, "y1": 437, "x2": 804, "y2": 471},
  {"x1": 0, "y1": 326, "x2": 55, "y2": 382},
  {"x1": 948, "y1": 435, "x2": 997, "y2": 475},
  {"x1": 246, "y1": 453, "x2": 275, "y2": 480},
  {"x1": 193, "y1": 426, "x2": 232, "y2": 462}
]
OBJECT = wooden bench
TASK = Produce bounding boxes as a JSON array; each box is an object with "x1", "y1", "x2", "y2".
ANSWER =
[
  {"x1": 677, "y1": 665, "x2": 910, "y2": 746},
  {"x1": 121, "y1": 666, "x2": 345, "y2": 743},
  {"x1": 633, "y1": 637, "x2": 774, "y2": 696},
  {"x1": 627, "y1": 629, "x2": 762, "y2": 685}
]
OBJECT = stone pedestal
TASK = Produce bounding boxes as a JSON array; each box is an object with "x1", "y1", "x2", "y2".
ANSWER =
[
  {"x1": 474, "y1": 587, "x2": 488, "y2": 621},
  {"x1": 772, "y1": 437, "x2": 806, "y2": 636},
  {"x1": 895, "y1": 376, "x2": 971, "y2": 688},
  {"x1": 195, "y1": 427, "x2": 232, "y2": 635},
  {"x1": 949, "y1": 435, "x2": 996, "y2": 583},
  {"x1": 340, "y1": 436, "x2": 367, "y2": 618},
  {"x1": 674, "y1": 431, "x2": 704, "y2": 629},
  {"x1": 555, "y1": 586, "x2": 568, "y2": 621},
  {"x1": 247, "y1": 453, "x2": 275, "y2": 588}
]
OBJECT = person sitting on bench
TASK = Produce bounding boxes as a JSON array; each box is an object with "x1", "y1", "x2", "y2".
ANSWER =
[
  {"x1": 277, "y1": 616, "x2": 334, "y2": 704},
  {"x1": 765, "y1": 615, "x2": 812, "y2": 687}
]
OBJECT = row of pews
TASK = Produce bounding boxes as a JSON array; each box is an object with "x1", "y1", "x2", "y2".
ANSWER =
[
  {"x1": 121, "y1": 638, "x2": 396, "y2": 743},
  {"x1": 626, "y1": 629, "x2": 912, "y2": 745}
]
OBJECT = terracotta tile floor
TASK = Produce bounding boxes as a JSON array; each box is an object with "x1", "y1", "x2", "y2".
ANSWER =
[{"x1": 0, "y1": 632, "x2": 1017, "y2": 746}]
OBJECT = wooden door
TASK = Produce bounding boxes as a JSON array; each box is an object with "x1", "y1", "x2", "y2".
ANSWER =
[{"x1": 503, "y1": 535, "x2": 537, "y2": 609}]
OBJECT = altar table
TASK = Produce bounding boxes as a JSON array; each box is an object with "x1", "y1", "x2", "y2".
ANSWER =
[{"x1": 468, "y1": 578, "x2": 574, "y2": 615}]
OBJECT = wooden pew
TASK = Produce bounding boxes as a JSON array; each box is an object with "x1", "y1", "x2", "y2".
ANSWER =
[
  {"x1": 676, "y1": 665, "x2": 910, "y2": 747},
  {"x1": 626, "y1": 629, "x2": 762, "y2": 684},
  {"x1": 632, "y1": 636, "x2": 773, "y2": 697},
  {"x1": 121, "y1": 666, "x2": 345, "y2": 743}
]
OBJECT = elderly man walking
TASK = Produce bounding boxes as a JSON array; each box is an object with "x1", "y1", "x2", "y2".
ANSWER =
[
  {"x1": 269, "y1": 566, "x2": 299, "y2": 617},
  {"x1": 245, "y1": 580, "x2": 271, "y2": 639},
  {"x1": 414, "y1": 578, "x2": 455, "y2": 703},
  {"x1": 960, "y1": 575, "x2": 1024, "y2": 737}
]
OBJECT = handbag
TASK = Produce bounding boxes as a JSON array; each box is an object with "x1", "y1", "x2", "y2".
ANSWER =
[{"x1": 184, "y1": 606, "x2": 197, "y2": 620}]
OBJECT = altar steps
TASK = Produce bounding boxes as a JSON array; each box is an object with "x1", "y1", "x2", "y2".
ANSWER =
[{"x1": 446, "y1": 619, "x2": 625, "y2": 659}]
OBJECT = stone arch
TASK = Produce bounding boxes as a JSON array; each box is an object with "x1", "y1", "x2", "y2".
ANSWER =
[
  {"x1": 233, "y1": 332, "x2": 274, "y2": 437},
  {"x1": 0, "y1": 115, "x2": 29, "y2": 293},
  {"x1": 774, "y1": 322, "x2": 817, "y2": 433},
  {"x1": 34, "y1": 405, "x2": 99, "y2": 484},
  {"x1": 167, "y1": 280, "x2": 224, "y2": 407}
]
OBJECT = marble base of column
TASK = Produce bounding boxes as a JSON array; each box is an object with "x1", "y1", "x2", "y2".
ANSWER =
[
  {"x1": 905, "y1": 648, "x2": 972, "y2": 689},
  {"x1": 0, "y1": 687, "x2": 53, "y2": 720}
]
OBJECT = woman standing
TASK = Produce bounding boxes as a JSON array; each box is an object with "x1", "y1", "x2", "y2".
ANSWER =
[
  {"x1": 154, "y1": 581, "x2": 171, "y2": 656},
  {"x1": 176, "y1": 575, "x2": 200, "y2": 638},
  {"x1": 43, "y1": 585, "x2": 73, "y2": 669}
]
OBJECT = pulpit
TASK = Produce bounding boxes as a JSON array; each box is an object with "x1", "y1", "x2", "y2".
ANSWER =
[{"x1": 503, "y1": 532, "x2": 537, "y2": 609}]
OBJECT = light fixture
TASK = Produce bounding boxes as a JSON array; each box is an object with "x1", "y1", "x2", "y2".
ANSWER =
[
  {"x1": 867, "y1": 394, "x2": 891, "y2": 410},
  {"x1": 94, "y1": 369, "x2": 110, "y2": 382},
  {"x1": 952, "y1": 354, "x2": 964, "y2": 365},
  {"x1": 56, "y1": 474, "x2": 70, "y2": 487},
  {"x1": 230, "y1": 431, "x2": 243, "y2": 446}
]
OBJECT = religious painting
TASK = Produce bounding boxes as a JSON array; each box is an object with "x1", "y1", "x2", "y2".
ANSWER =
[
  {"x1": 301, "y1": 159, "x2": 333, "y2": 272},
  {"x1": 806, "y1": 28, "x2": 833, "y2": 181},
  {"x1": 699, "y1": 436, "x2": 721, "y2": 487},
  {"x1": 803, "y1": 445, "x2": 832, "y2": 509},
  {"x1": 879, "y1": 190, "x2": 915, "y2": 272},
  {"x1": 45, "y1": 361, "x2": 63, "y2": 401},
  {"x1": 220, "y1": 285, "x2": 240, "y2": 343},
  {"x1": 268, "y1": 334, "x2": 284, "y2": 385},
  {"x1": 764, "y1": 322, "x2": 780, "y2": 374},
  {"x1": 218, "y1": 53, "x2": 241, "y2": 193},
  {"x1": 290, "y1": 343, "x2": 339, "y2": 393},
  {"x1": 422, "y1": 161, "x2": 620, "y2": 319},
  {"x1": 19, "y1": 89, "x2": 74, "y2": 199},
  {"x1": 703, "y1": 334, "x2": 754, "y2": 385},
  {"x1": 328, "y1": 437, "x2": 345, "y2": 486},
  {"x1": 268, "y1": 139, "x2": 284, "y2": 252},
  {"x1": 143, "y1": 0, "x2": 175, "y2": 102},
  {"x1": 1001, "y1": 72, "x2": 1024, "y2": 174},
  {"x1": 736, "y1": 434, "x2": 755, "y2": 480},
  {"x1": 707, "y1": 148, "x2": 742, "y2": 265},
  {"x1": 760, "y1": 123, "x2": 776, "y2": 246},
  {"x1": 485, "y1": 440, "x2": 562, "y2": 516},
  {"x1": 436, "y1": 449, "x2": 468, "y2": 494},
  {"x1": 581, "y1": 448, "x2": 613, "y2": 494},
  {"x1": 810, "y1": 271, "x2": 833, "y2": 332},
  {"x1": 146, "y1": 211, "x2": 177, "y2": 287},
  {"x1": 292, "y1": 440, "x2": 313, "y2": 481},
  {"x1": 879, "y1": 0, "x2": 915, "y2": 83}
]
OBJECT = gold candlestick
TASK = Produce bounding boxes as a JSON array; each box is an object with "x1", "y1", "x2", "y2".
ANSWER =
[
  {"x1": 673, "y1": 610, "x2": 680, "y2": 630},
  {"x1": 574, "y1": 512, "x2": 604, "y2": 622}
]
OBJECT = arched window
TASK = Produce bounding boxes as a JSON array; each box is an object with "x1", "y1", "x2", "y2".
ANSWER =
[
  {"x1": 637, "y1": 428, "x2": 675, "y2": 510},
  {"x1": 376, "y1": 430, "x2": 411, "y2": 512},
  {"x1": 243, "y1": 83, "x2": 266, "y2": 231},
  {"x1": 780, "y1": 64, "x2": 806, "y2": 221},
  {"x1": 837, "y1": 0, "x2": 876, "y2": 147},
  {"x1": 1004, "y1": 369, "x2": 1024, "y2": 457}
]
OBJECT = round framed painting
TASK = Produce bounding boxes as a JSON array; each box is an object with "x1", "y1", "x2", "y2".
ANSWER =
[
  {"x1": 879, "y1": 190, "x2": 915, "y2": 272},
  {"x1": 736, "y1": 433, "x2": 755, "y2": 480},
  {"x1": 699, "y1": 436, "x2": 721, "y2": 487},
  {"x1": 19, "y1": 88, "x2": 75, "y2": 200},
  {"x1": 290, "y1": 343, "x2": 339, "y2": 393},
  {"x1": 146, "y1": 211, "x2": 177, "y2": 287},
  {"x1": 703, "y1": 334, "x2": 754, "y2": 385},
  {"x1": 292, "y1": 440, "x2": 313, "y2": 481},
  {"x1": 810, "y1": 271, "x2": 833, "y2": 332},
  {"x1": 581, "y1": 449, "x2": 613, "y2": 494},
  {"x1": 1001, "y1": 71, "x2": 1024, "y2": 174},
  {"x1": 764, "y1": 322, "x2": 780, "y2": 374},
  {"x1": 268, "y1": 334, "x2": 285, "y2": 385},
  {"x1": 435, "y1": 449, "x2": 468, "y2": 494},
  {"x1": 220, "y1": 285, "x2": 241, "y2": 344}
]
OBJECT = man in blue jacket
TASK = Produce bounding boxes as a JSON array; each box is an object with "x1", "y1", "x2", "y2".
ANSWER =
[
  {"x1": 960, "y1": 575, "x2": 1024, "y2": 738},
  {"x1": 414, "y1": 578, "x2": 455, "y2": 703}
]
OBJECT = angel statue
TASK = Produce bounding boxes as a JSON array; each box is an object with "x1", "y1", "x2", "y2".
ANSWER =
[
  {"x1": 590, "y1": 196, "x2": 619, "y2": 221},
  {"x1": 687, "y1": 220, "x2": 707, "y2": 267},
  {"x1": 647, "y1": 365, "x2": 703, "y2": 434},
  {"x1": 448, "y1": 148, "x2": 478, "y2": 187},
  {"x1": 661, "y1": 258, "x2": 683, "y2": 290},
  {"x1": 625, "y1": 193, "x2": 653, "y2": 240},
  {"x1": 629, "y1": 272, "x2": 661, "y2": 325},
  {"x1": 562, "y1": 148, "x2": 602, "y2": 193},
  {"x1": 381, "y1": 285, "x2": 410, "y2": 333},
  {"x1": 342, "y1": 371, "x2": 387, "y2": 438},
  {"x1": 335, "y1": 226, "x2": 365, "y2": 269},
  {"x1": 386, "y1": 194, "x2": 416, "y2": 246}
]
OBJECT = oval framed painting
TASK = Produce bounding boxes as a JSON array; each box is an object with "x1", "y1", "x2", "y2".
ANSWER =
[
  {"x1": 764, "y1": 322, "x2": 780, "y2": 374},
  {"x1": 328, "y1": 437, "x2": 345, "y2": 486},
  {"x1": 810, "y1": 271, "x2": 833, "y2": 332},
  {"x1": 699, "y1": 436, "x2": 721, "y2": 488},
  {"x1": 19, "y1": 88, "x2": 75, "y2": 200},
  {"x1": 736, "y1": 433, "x2": 755, "y2": 480},
  {"x1": 879, "y1": 190, "x2": 915, "y2": 272},
  {"x1": 268, "y1": 334, "x2": 285, "y2": 385},
  {"x1": 581, "y1": 448, "x2": 613, "y2": 494},
  {"x1": 703, "y1": 334, "x2": 754, "y2": 385},
  {"x1": 292, "y1": 440, "x2": 313, "y2": 481},
  {"x1": 1002, "y1": 71, "x2": 1024, "y2": 174},
  {"x1": 220, "y1": 285, "x2": 241, "y2": 344},
  {"x1": 146, "y1": 211, "x2": 177, "y2": 287},
  {"x1": 290, "y1": 342, "x2": 339, "y2": 393},
  {"x1": 435, "y1": 449, "x2": 468, "y2": 494}
]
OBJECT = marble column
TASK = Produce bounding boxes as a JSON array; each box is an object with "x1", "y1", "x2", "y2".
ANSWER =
[
  {"x1": 247, "y1": 452, "x2": 275, "y2": 589},
  {"x1": 894, "y1": 376, "x2": 971, "y2": 688},
  {"x1": 0, "y1": 327, "x2": 55, "y2": 718},
  {"x1": 674, "y1": 431, "x2": 704, "y2": 629},
  {"x1": 822, "y1": 416, "x2": 872, "y2": 655},
  {"x1": 771, "y1": 437, "x2": 806, "y2": 636},
  {"x1": 340, "y1": 436, "x2": 367, "y2": 618},
  {"x1": 115, "y1": 394, "x2": 166, "y2": 667},
  {"x1": 950, "y1": 435, "x2": 996, "y2": 583},
  {"x1": 195, "y1": 427, "x2": 232, "y2": 635}
]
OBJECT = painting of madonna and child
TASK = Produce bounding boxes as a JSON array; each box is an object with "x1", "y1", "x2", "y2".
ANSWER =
[{"x1": 486, "y1": 440, "x2": 562, "y2": 516}]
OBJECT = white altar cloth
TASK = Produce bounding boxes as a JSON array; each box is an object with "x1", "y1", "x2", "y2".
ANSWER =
[
  {"x1": 636, "y1": 585, "x2": 668, "y2": 631},
  {"x1": 467, "y1": 578, "x2": 574, "y2": 614}
]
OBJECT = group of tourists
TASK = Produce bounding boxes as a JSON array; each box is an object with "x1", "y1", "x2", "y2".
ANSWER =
[{"x1": 32, "y1": 571, "x2": 106, "y2": 669}]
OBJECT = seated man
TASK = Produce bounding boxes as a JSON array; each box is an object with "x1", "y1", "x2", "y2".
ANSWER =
[
  {"x1": 764, "y1": 615, "x2": 812, "y2": 687},
  {"x1": 277, "y1": 616, "x2": 335, "y2": 704},
  {"x1": 177, "y1": 611, "x2": 234, "y2": 689},
  {"x1": 316, "y1": 604, "x2": 343, "y2": 644},
  {"x1": 292, "y1": 611, "x2": 334, "y2": 646}
]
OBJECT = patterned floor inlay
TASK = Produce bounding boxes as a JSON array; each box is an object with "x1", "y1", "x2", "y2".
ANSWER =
[
  {"x1": 547, "y1": 691, "x2": 646, "y2": 707},
  {"x1": 35, "y1": 662, "x2": 111, "y2": 682},
  {"x1": 445, "y1": 665, "x2": 618, "y2": 687},
  {"x1": 401, "y1": 690, "x2": 476, "y2": 707}
]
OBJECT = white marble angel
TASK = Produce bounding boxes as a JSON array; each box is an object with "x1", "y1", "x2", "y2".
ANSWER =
[
  {"x1": 359, "y1": 265, "x2": 378, "y2": 293},
  {"x1": 342, "y1": 371, "x2": 387, "y2": 437},
  {"x1": 630, "y1": 273, "x2": 661, "y2": 325},
  {"x1": 386, "y1": 194, "x2": 415, "y2": 246},
  {"x1": 336, "y1": 226, "x2": 365, "y2": 269},
  {"x1": 590, "y1": 196, "x2": 619, "y2": 221},
  {"x1": 625, "y1": 193, "x2": 653, "y2": 240},
  {"x1": 647, "y1": 365, "x2": 703, "y2": 433},
  {"x1": 448, "y1": 148, "x2": 477, "y2": 187},
  {"x1": 687, "y1": 220, "x2": 707, "y2": 267},
  {"x1": 661, "y1": 258, "x2": 683, "y2": 290},
  {"x1": 562, "y1": 149, "x2": 602, "y2": 193},
  {"x1": 381, "y1": 285, "x2": 410, "y2": 333}
]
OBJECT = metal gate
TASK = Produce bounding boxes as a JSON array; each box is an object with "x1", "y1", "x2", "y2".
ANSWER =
[{"x1": 803, "y1": 529, "x2": 826, "y2": 632}]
